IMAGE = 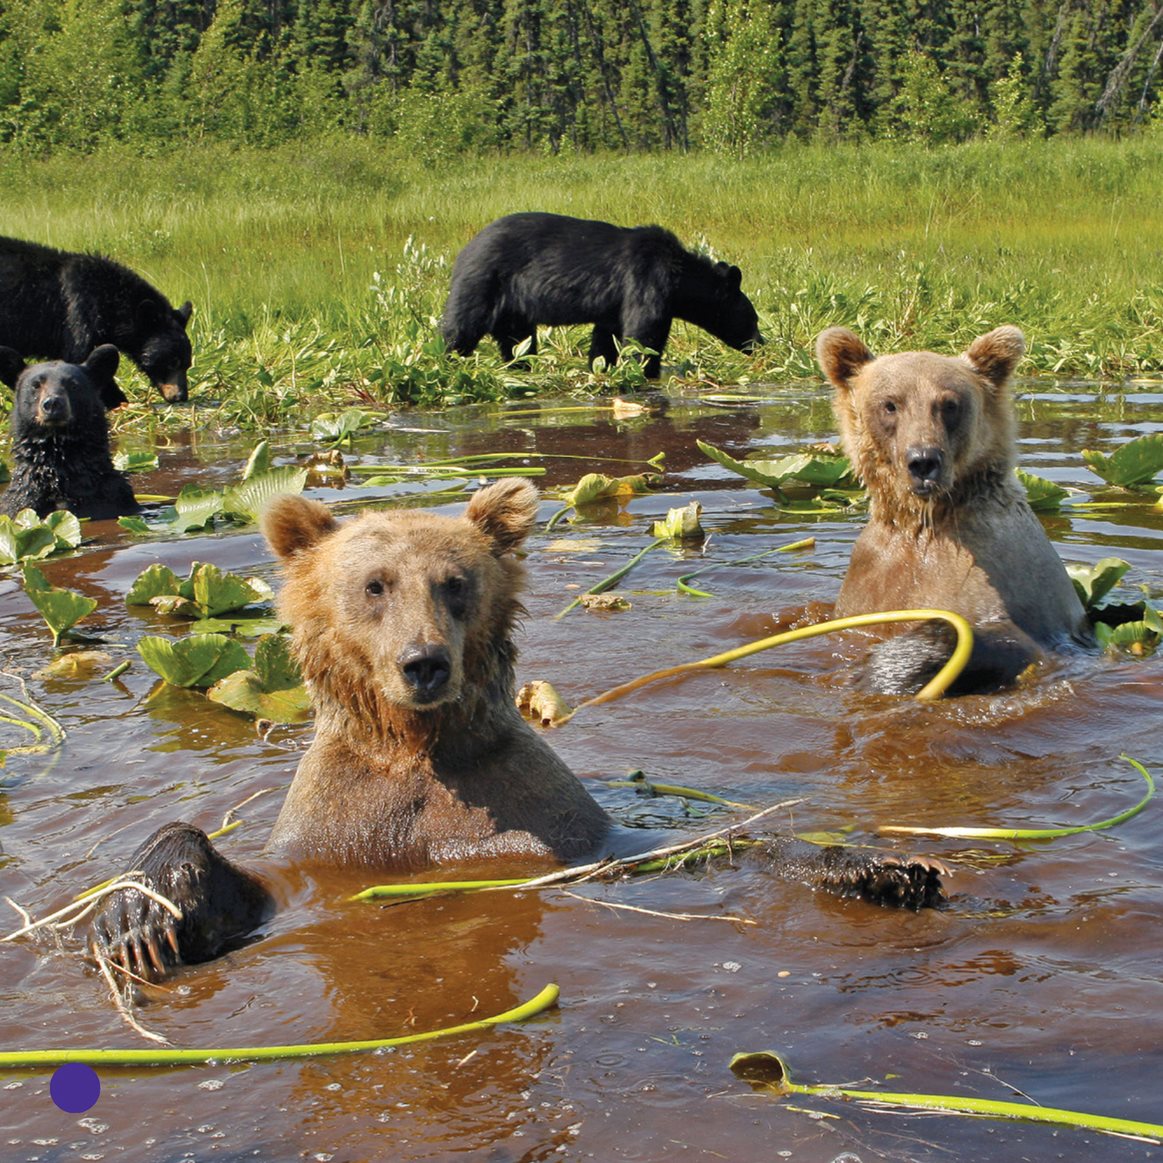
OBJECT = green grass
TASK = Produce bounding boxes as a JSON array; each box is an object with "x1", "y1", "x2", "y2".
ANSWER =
[{"x1": 0, "y1": 136, "x2": 1160, "y2": 429}]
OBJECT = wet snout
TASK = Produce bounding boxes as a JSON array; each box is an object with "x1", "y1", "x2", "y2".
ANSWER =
[
  {"x1": 398, "y1": 642, "x2": 452, "y2": 703},
  {"x1": 157, "y1": 372, "x2": 188, "y2": 403},
  {"x1": 906, "y1": 444, "x2": 944, "y2": 495},
  {"x1": 36, "y1": 383, "x2": 72, "y2": 427}
]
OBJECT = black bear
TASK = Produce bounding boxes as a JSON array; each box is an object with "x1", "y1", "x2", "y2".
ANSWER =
[
  {"x1": 0, "y1": 235, "x2": 193, "y2": 403},
  {"x1": 441, "y1": 212, "x2": 764, "y2": 378},
  {"x1": 0, "y1": 345, "x2": 141, "y2": 520}
]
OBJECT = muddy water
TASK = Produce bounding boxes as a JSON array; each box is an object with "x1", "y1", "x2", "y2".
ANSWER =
[{"x1": 2, "y1": 379, "x2": 1162, "y2": 1162}]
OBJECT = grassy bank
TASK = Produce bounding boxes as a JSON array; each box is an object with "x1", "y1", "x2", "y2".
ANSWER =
[{"x1": 1, "y1": 136, "x2": 1160, "y2": 427}]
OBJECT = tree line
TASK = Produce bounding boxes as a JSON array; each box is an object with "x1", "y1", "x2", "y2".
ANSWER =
[{"x1": 1, "y1": 0, "x2": 1160, "y2": 157}]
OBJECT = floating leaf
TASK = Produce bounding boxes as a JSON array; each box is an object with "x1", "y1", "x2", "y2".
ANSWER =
[
  {"x1": 191, "y1": 562, "x2": 263, "y2": 618},
  {"x1": 697, "y1": 439, "x2": 855, "y2": 491},
  {"x1": 171, "y1": 486, "x2": 226, "y2": 533},
  {"x1": 137, "y1": 633, "x2": 251, "y2": 689},
  {"x1": 0, "y1": 508, "x2": 79, "y2": 564},
  {"x1": 562, "y1": 471, "x2": 659, "y2": 508},
  {"x1": 117, "y1": 515, "x2": 152, "y2": 535},
  {"x1": 35, "y1": 650, "x2": 115, "y2": 679},
  {"x1": 207, "y1": 634, "x2": 309, "y2": 723},
  {"x1": 516, "y1": 680, "x2": 573, "y2": 727},
  {"x1": 242, "y1": 440, "x2": 272, "y2": 481},
  {"x1": 1016, "y1": 468, "x2": 1068, "y2": 511},
  {"x1": 188, "y1": 615, "x2": 288, "y2": 637},
  {"x1": 1081, "y1": 433, "x2": 1163, "y2": 488},
  {"x1": 22, "y1": 564, "x2": 99, "y2": 647},
  {"x1": 1067, "y1": 557, "x2": 1130, "y2": 610},
  {"x1": 311, "y1": 409, "x2": 374, "y2": 445},
  {"x1": 126, "y1": 564, "x2": 185, "y2": 606},
  {"x1": 652, "y1": 501, "x2": 705, "y2": 542},
  {"x1": 222, "y1": 467, "x2": 309, "y2": 522},
  {"x1": 112, "y1": 451, "x2": 159, "y2": 473},
  {"x1": 150, "y1": 594, "x2": 199, "y2": 617},
  {"x1": 43, "y1": 510, "x2": 83, "y2": 549},
  {"x1": 580, "y1": 593, "x2": 632, "y2": 611}
]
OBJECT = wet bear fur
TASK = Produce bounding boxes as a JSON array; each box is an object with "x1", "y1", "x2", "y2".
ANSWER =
[
  {"x1": 91, "y1": 481, "x2": 945, "y2": 982},
  {"x1": 441, "y1": 212, "x2": 764, "y2": 378},
  {"x1": 816, "y1": 324, "x2": 1092, "y2": 694},
  {"x1": 0, "y1": 345, "x2": 140, "y2": 520},
  {"x1": 0, "y1": 235, "x2": 192, "y2": 403}
]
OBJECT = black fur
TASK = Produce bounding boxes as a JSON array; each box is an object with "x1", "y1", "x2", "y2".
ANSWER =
[
  {"x1": 0, "y1": 235, "x2": 192, "y2": 403},
  {"x1": 0, "y1": 346, "x2": 141, "y2": 520},
  {"x1": 91, "y1": 822, "x2": 273, "y2": 981},
  {"x1": 441, "y1": 212, "x2": 764, "y2": 377}
]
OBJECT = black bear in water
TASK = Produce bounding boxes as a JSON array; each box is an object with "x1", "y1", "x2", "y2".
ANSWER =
[
  {"x1": 0, "y1": 345, "x2": 140, "y2": 520},
  {"x1": 89, "y1": 483, "x2": 944, "y2": 983},
  {"x1": 441, "y1": 212, "x2": 764, "y2": 377},
  {"x1": 0, "y1": 235, "x2": 193, "y2": 403}
]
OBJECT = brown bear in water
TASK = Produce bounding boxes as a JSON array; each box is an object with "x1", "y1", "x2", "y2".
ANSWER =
[
  {"x1": 816, "y1": 325, "x2": 1092, "y2": 694},
  {"x1": 92, "y1": 481, "x2": 944, "y2": 981}
]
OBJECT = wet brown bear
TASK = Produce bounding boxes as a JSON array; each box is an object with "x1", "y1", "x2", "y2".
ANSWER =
[
  {"x1": 92, "y1": 481, "x2": 944, "y2": 981},
  {"x1": 816, "y1": 324, "x2": 1092, "y2": 694}
]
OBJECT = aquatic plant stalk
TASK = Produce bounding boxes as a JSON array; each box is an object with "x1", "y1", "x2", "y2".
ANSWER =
[
  {"x1": 677, "y1": 537, "x2": 816, "y2": 598},
  {"x1": 569, "y1": 608, "x2": 974, "y2": 708},
  {"x1": 880, "y1": 754, "x2": 1155, "y2": 839},
  {"x1": 0, "y1": 983, "x2": 560, "y2": 1068},
  {"x1": 729, "y1": 1049, "x2": 1163, "y2": 1143},
  {"x1": 555, "y1": 537, "x2": 667, "y2": 618}
]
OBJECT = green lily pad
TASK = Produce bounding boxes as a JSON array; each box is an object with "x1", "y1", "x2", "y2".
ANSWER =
[
  {"x1": 22, "y1": 564, "x2": 99, "y2": 646},
  {"x1": 172, "y1": 486, "x2": 226, "y2": 533},
  {"x1": 207, "y1": 634, "x2": 309, "y2": 722},
  {"x1": 242, "y1": 440, "x2": 272, "y2": 481},
  {"x1": 652, "y1": 501, "x2": 705, "y2": 541},
  {"x1": 1016, "y1": 469, "x2": 1069, "y2": 511},
  {"x1": 112, "y1": 451, "x2": 160, "y2": 473},
  {"x1": 698, "y1": 439, "x2": 855, "y2": 491},
  {"x1": 221, "y1": 467, "x2": 309, "y2": 522},
  {"x1": 191, "y1": 562, "x2": 264, "y2": 618},
  {"x1": 563, "y1": 471, "x2": 659, "y2": 507},
  {"x1": 126, "y1": 564, "x2": 185, "y2": 606},
  {"x1": 1081, "y1": 433, "x2": 1163, "y2": 488},
  {"x1": 311, "y1": 408, "x2": 374, "y2": 445},
  {"x1": 1067, "y1": 557, "x2": 1131, "y2": 610},
  {"x1": 189, "y1": 615, "x2": 288, "y2": 637},
  {"x1": 137, "y1": 633, "x2": 251, "y2": 689}
]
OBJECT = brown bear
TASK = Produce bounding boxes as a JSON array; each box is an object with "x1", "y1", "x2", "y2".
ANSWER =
[
  {"x1": 92, "y1": 481, "x2": 944, "y2": 982},
  {"x1": 816, "y1": 324, "x2": 1093, "y2": 694}
]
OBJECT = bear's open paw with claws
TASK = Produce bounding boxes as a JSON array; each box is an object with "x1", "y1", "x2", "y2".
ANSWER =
[{"x1": 90, "y1": 822, "x2": 272, "y2": 982}]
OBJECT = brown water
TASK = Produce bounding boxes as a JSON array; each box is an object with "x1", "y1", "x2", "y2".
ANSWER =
[{"x1": 2, "y1": 379, "x2": 1163, "y2": 1162}]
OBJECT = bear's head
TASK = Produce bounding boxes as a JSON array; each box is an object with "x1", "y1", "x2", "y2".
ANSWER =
[
  {"x1": 816, "y1": 325, "x2": 1025, "y2": 517},
  {"x1": 262, "y1": 479, "x2": 539, "y2": 735},
  {"x1": 136, "y1": 298, "x2": 193, "y2": 403},
  {"x1": 0, "y1": 345, "x2": 124, "y2": 433},
  {"x1": 684, "y1": 258, "x2": 765, "y2": 353}
]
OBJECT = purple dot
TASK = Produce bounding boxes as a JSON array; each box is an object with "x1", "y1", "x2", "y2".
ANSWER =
[{"x1": 50, "y1": 1063, "x2": 100, "y2": 1113}]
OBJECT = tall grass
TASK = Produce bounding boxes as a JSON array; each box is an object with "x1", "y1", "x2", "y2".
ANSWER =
[{"x1": 0, "y1": 136, "x2": 1160, "y2": 427}]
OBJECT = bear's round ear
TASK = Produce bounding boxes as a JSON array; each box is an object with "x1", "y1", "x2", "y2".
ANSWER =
[
  {"x1": 83, "y1": 344, "x2": 121, "y2": 383},
  {"x1": 175, "y1": 301, "x2": 193, "y2": 328},
  {"x1": 963, "y1": 325, "x2": 1025, "y2": 387},
  {"x1": 727, "y1": 264, "x2": 742, "y2": 290},
  {"x1": 816, "y1": 327, "x2": 875, "y2": 390},
  {"x1": 262, "y1": 495, "x2": 339, "y2": 561},
  {"x1": 466, "y1": 478, "x2": 539, "y2": 556},
  {"x1": 0, "y1": 347, "x2": 26, "y2": 389}
]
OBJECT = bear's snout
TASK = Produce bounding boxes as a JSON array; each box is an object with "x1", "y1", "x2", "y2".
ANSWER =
[
  {"x1": 36, "y1": 386, "x2": 72, "y2": 426},
  {"x1": 158, "y1": 373, "x2": 188, "y2": 403},
  {"x1": 398, "y1": 642, "x2": 453, "y2": 703},
  {"x1": 906, "y1": 445, "x2": 944, "y2": 495}
]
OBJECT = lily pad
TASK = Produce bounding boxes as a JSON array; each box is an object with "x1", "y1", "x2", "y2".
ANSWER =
[
  {"x1": 242, "y1": 440, "x2": 272, "y2": 480},
  {"x1": 563, "y1": 471, "x2": 660, "y2": 507},
  {"x1": 137, "y1": 633, "x2": 251, "y2": 689},
  {"x1": 172, "y1": 486, "x2": 226, "y2": 533},
  {"x1": 0, "y1": 509, "x2": 83, "y2": 564},
  {"x1": 112, "y1": 450, "x2": 160, "y2": 473},
  {"x1": 1067, "y1": 557, "x2": 1131, "y2": 610},
  {"x1": 207, "y1": 634, "x2": 310, "y2": 723},
  {"x1": 652, "y1": 501, "x2": 705, "y2": 542},
  {"x1": 1081, "y1": 433, "x2": 1163, "y2": 488},
  {"x1": 222, "y1": 467, "x2": 309, "y2": 522},
  {"x1": 698, "y1": 439, "x2": 855, "y2": 491},
  {"x1": 1016, "y1": 469, "x2": 1068, "y2": 511},
  {"x1": 127, "y1": 562, "x2": 267, "y2": 619},
  {"x1": 22, "y1": 564, "x2": 99, "y2": 646},
  {"x1": 126, "y1": 564, "x2": 185, "y2": 606}
]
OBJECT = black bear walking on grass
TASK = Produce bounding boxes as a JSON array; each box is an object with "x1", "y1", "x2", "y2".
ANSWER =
[
  {"x1": 441, "y1": 213, "x2": 764, "y2": 378},
  {"x1": 0, "y1": 345, "x2": 140, "y2": 520},
  {"x1": 0, "y1": 235, "x2": 193, "y2": 403}
]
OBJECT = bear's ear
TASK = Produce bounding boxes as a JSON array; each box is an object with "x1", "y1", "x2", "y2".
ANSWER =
[
  {"x1": 727, "y1": 264, "x2": 742, "y2": 291},
  {"x1": 466, "y1": 478, "x2": 539, "y2": 556},
  {"x1": 0, "y1": 347, "x2": 26, "y2": 389},
  {"x1": 816, "y1": 327, "x2": 875, "y2": 390},
  {"x1": 175, "y1": 301, "x2": 193, "y2": 328},
  {"x1": 262, "y1": 495, "x2": 340, "y2": 561},
  {"x1": 137, "y1": 298, "x2": 162, "y2": 327},
  {"x1": 963, "y1": 325, "x2": 1025, "y2": 387},
  {"x1": 83, "y1": 344, "x2": 121, "y2": 384}
]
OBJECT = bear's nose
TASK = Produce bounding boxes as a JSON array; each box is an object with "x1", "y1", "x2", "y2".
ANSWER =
[
  {"x1": 38, "y1": 392, "x2": 71, "y2": 423},
  {"x1": 906, "y1": 446, "x2": 943, "y2": 491},
  {"x1": 399, "y1": 643, "x2": 452, "y2": 701}
]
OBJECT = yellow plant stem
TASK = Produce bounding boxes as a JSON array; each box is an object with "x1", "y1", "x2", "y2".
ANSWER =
[
  {"x1": 571, "y1": 608, "x2": 974, "y2": 713},
  {"x1": 0, "y1": 984, "x2": 560, "y2": 1068}
]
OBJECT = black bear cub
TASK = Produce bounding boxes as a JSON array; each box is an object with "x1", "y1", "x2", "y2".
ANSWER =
[
  {"x1": 441, "y1": 212, "x2": 764, "y2": 378},
  {"x1": 0, "y1": 345, "x2": 140, "y2": 520}
]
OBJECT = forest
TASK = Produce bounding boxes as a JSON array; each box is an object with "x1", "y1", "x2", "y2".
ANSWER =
[{"x1": 0, "y1": 0, "x2": 1161, "y2": 158}]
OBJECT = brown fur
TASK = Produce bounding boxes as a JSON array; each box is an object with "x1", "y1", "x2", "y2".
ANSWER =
[
  {"x1": 816, "y1": 325, "x2": 1091, "y2": 689},
  {"x1": 261, "y1": 478, "x2": 612, "y2": 867}
]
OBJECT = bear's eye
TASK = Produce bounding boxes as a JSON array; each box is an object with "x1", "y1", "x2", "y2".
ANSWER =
[
  {"x1": 445, "y1": 576, "x2": 465, "y2": 594},
  {"x1": 365, "y1": 579, "x2": 386, "y2": 597},
  {"x1": 882, "y1": 400, "x2": 898, "y2": 415}
]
